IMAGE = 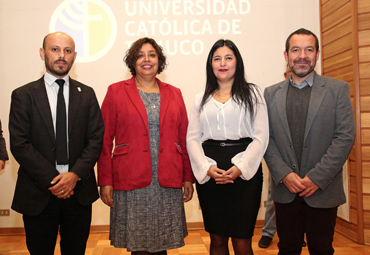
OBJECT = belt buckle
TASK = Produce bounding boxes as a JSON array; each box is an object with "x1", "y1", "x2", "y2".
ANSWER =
[{"x1": 220, "y1": 142, "x2": 226, "y2": 147}]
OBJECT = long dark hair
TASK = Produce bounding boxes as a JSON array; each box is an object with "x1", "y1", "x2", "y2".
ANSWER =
[{"x1": 200, "y1": 39, "x2": 260, "y2": 119}]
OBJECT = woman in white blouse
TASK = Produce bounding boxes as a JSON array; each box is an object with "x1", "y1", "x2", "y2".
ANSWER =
[{"x1": 186, "y1": 39, "x2": 269, "y2": 255}]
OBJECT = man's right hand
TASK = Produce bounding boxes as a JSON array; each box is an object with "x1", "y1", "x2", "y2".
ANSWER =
[{"x1": 282, "y1": 172, "x2": 306, "y2": 194}]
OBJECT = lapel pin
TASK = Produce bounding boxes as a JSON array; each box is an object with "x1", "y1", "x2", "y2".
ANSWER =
[{"x1": 77, "y1": 87, "x2": 81, "y2": 92}]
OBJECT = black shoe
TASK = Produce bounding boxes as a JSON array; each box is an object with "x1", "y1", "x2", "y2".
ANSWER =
[
  {"x1": 258, "y1": 235, "x2": 273, "y2": 248},
  {"x1": 302, "y1": 240, "x2": 307, "y2": 247}
]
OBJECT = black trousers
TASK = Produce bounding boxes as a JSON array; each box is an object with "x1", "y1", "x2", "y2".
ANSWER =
[
  {"x1": 23, "y1": 195, "x2": 92, "y2": 255},
  {"x1": 275, "y1": 195, "x2": 337, "y2": 255}
]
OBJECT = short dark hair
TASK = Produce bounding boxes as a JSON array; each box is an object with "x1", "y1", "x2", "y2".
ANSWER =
[
  {"x1": 285, "y1": 28, "x2": 320, "y2": 52},
  {"x1": 124, "y1": 37, "x2": 166, "y2": 75}
]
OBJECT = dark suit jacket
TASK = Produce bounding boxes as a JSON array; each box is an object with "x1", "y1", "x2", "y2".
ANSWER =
[
  {"x1": 264, "y1": 72, "x2": 355, "y2": 208},
  {"x1": 9, "y1": 76, "x2": 104, "y2": 216},
  {"x1": 0, "y1": 119, "x2": 9, "y2": 160},
  {"x1": 98, "y1": 76, "x2": 194, "y2": 191}
]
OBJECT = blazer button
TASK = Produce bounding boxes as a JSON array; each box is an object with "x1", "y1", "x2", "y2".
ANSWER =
[
  {"x1": 289, "y1": 144, "x2": 293, "y2": 148},
  {"x1": 292, "y1": 164, "x2": 297, "y2": 169},
  {"x1": 160, "y1": 148, "x2": 163, "y2": 152},
  {"x1": 52, "y1": 146, "x2": 55, "y2": 151}
]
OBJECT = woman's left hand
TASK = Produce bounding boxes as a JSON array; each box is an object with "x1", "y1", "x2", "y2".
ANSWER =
[
  {"x1": 182, "y1": 181, "x2": 194, "y2": 203},
  {"x1": 215, "y1": 165, "x2": 241, "y2": 184}
]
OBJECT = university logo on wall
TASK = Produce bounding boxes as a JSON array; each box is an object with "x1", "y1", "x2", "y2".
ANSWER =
[{"x1": 49, "y1": 0, "x2": 117, "y2": 63}]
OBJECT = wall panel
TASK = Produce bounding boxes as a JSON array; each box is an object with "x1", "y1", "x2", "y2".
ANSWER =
[
  {"x1": 322, "y1": 33, "x2": 353, "y2": 59},
  {"x1": 321, "y1": 2, "x2": 352, "y2": 32},
  {"x1": 359, "y1": 30, "x2": 370, "y2": 46},
  {"x1": 362, "y1": 113, "x2": 370, "y2": 128},
  {"x1": 362, "y1": 130, "x2": 370, "y2": 144},
  {"x1": 358, "y1": 0, "x2": 370, "y2": 13},
  {"x1": 363, "y1": 147, "x2": 370, "y2": 161},
  {"x1": 360, "y1": 79, "x2": 370, "y2": 95},
  {"x1": 358, "y1": 14, "x2": 370, "y2": 30},
  {"x1": 364, "y1": 179, "x2": 370, "y2": 194},
  {"x1": 360, "y1": 63, "x2": 370, "y2": 79},
  {"x1": 320, "y1": 0, "x2": 369, "y2": 245},
  {"x1": 324, "y1": 65, "x2": 353, "y2": 82},
  {"x1": 322, "y1": 50, "x2": 353, "y2": 72},
  {"x1": 361, "y1": 97, "x2": 370, "y2": 112},
  {"x1": 322, "y1": 19, "x2": 352, "y2": 45},
  {"x1": 363, "y1": 163, "x2": 370, "y2": 178},
  {"x1": 322, "y1": 0, "x2": 349, "y2": 17},
  {"x1": 359, "y1": 47, "x2": 370, "y2": 62}
]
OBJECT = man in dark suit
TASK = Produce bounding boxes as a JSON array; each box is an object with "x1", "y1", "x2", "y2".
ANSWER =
[
  {"x1": 9, "y1": 32, "x2": 104, "y2": 255},
  {"x1": 264, "y1": 28, "x2": 355, "y2": 255},
  {"x1": 0, "y1": 119, "x2": 9, "y2": 170}
]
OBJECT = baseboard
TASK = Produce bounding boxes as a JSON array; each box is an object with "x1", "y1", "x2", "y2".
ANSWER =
[
  {"x1": 0, "y1": 222, "x2": 206, "y2": 235},
  {"x1": 0, "y1": 220, "x2": 265, "y2": 236},
  {"x1": 0, "y1": 227, "x2": 25, "y2": 235}
]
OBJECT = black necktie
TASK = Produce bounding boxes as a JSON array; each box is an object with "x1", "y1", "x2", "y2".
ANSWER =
[{"x1": 55, "y1": 79, "x2": 68, "y2": 164}]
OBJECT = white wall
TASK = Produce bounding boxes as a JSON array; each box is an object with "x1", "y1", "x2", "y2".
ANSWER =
[{"x1": 0, "y1": 0, "x2": 320, "y2": 228}]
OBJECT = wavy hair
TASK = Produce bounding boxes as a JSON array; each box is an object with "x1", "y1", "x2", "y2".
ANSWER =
[{"x1": 124, "y1": 37, "x2": 167, "y2": 75}]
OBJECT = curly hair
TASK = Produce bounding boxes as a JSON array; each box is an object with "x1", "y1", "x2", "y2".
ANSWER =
[{"x1": 124, "y1": 37, "x2": 167, "y2": 75}]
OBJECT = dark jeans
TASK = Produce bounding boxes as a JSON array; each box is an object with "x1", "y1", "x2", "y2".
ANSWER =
[
  {"x1": 23, "y1": 195, "x2": 92, "y2": 255},
  {"x1": 275, "y1": 195, "x2": 337, "y2": 255}
]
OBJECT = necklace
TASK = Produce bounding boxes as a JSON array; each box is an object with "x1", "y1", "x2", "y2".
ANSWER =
[
  {"x1": 135, "y1": 78, "x2": 160, "y2": 108},
  {"x1": 139, "y1": 90, "x2": 160, "y2": 109},
  {"x1": 135, "y1": 78, "x2": 159, "y2": 92},
  {"x1": 213, "y1": 90, "x2": 231, "y2": 104}
]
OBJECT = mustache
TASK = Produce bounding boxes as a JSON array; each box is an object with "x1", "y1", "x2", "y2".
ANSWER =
[
  {"x1": 54, "y1": 59, "x2": 67, "y2": 64},
  {"x1": 293, "y1": 59, "x2": 310, "y2": 64}
]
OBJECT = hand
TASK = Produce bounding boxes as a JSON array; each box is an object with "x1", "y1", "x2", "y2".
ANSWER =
[
  {"x1": 100, "y1": 185, "x2": 114, "y2": 207},
  {"x1": 215, "y1": 165, "x2": 242, "y2": 184},
  {"x1": 299, "y1": 175, "x2": 319, "y2": 197},
  {"x1": 282, "y1": 172, "x2": 306, "y2": 194},
  {"x1": 0, "y1": 160, "x2": 5, "y2": 170},
  {"x1": 182, "y1": 181, "x2": 194, "y2": 203},
  {"x1": 224, "y1": 165, "x2": 242, "y2": 180},
  {"x1": 207, "y1": 165, "x2": 229, "y2": 184},
  {"x1": 49, "y1": 172, "x2": 79, "y2": 199}
]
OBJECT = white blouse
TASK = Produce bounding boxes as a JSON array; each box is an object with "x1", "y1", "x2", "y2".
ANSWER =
[{"x1": 186, "y1": 87, "x2": 269, "y2": 184}]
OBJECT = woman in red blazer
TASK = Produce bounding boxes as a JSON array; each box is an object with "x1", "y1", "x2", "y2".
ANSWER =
[{"x1": 97, "y1": 37, "x2": 194, "y2": 255}]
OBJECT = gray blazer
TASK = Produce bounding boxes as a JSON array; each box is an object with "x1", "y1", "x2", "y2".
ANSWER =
[{"x1": 264, "y1": 72, "x2": 355, "y2": 208}]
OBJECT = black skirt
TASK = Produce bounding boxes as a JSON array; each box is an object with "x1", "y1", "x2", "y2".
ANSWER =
[{"x1": 196, "y1": 138, "x2": 263, "y2": 239}]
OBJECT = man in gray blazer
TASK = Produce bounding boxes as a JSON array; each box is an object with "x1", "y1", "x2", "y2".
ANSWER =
[
  {"x1": 9, "y1": 32, "x2": 104, "y2": 255},
  {"x1": 264, "y1": 28, "x2": 355, "y2": 255}
]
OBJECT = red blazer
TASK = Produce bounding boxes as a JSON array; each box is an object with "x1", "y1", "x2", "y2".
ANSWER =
[{"x1": 98, "y1": 76, "x2": 194, "y2": 191}]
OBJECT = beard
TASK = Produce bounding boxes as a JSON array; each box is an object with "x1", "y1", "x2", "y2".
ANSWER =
[
  {"x1": 44, "y1": 55, "x2": 73, "y2": 77},
  {"x1": 291, "y1": 58, "x2": 316, "y2": 78}
]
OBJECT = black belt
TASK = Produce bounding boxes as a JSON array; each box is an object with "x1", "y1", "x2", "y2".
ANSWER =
[{"x1": 203, "y1": 138, "x2": 252, "y2": 147}]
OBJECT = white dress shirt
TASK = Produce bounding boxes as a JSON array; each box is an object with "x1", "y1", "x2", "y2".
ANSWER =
[
  {"x1": 186, "y1": 87, "x2": 269, "y2": 184},
  {"x1": 44, "y1": 72, "x2": 70, "y2": 174}
]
